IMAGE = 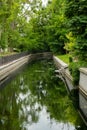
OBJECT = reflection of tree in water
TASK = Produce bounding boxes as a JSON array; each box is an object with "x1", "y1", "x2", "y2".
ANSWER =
[
  {"x1": 0, "y1": 80, "x2": 20, "y2": 130},
  {"x1": 0, "y1": 75, "x2": 41, "y2": 130},
  {"x1": 0, "y1": 60, "x2": 86, "y2": 130},
  {"x1": 24, "y1": 61, "x2": 86, "y2": 129}
]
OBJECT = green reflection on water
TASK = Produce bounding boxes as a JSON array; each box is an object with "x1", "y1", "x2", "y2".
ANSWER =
[{"x1": 0, "y1": 60, "x2": 86, "y2": 130}]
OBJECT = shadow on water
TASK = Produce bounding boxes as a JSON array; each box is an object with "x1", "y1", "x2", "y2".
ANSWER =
[{"x1": 0, "y1": 60, "x2": 87, "y2": 130}]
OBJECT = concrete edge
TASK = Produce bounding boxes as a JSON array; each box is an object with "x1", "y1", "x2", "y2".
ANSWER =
[
  {"x1": 79, "y1": 68, "x2": 87, "y2": 75},
  {"x1": 53, "y1": 56, "x2": 68, "y2": 68}
]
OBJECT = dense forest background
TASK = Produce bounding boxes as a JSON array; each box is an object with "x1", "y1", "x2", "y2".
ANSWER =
[{"x1": 0, "y1": 0, "x2": 87, "y2": 60}]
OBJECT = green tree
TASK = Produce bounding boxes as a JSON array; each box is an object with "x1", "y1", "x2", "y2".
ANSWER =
[
  {"x1": 0, "y1": 0, "x2": 21, "y2": 50},
  {"x1": 45, "y1": 0, "x2": 67, "y2": 54},
  {"x1": 17, "y1": 0, "x2": 67, "y2": 53},
  {"x1": 65, "y1": 0, "x2": 87, "y2": 60}
]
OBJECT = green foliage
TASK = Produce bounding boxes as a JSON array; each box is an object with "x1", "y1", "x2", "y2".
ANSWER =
[
  {"x1": 0, "y1": 0, "x2": 67, "y2": 54},
  {"x1": 0, "y1": 0, "x2": 87, "y2": 61},
  {"x1": 64, "y1": 32, "x2": 76, "y2": 54},
  {"x1": 69, "y1": 61, "x2": 87, "y2": 85},
  {"x1": 69, "y1": 56, "x2": 73, "y2": 63},
  {"x1": 69, "y1": 62, "x2": 80, "y2": 85},
  {"x1": 0, "y1": 0, "x2": 22, "y2": 49},
  {"x1": 65, "y1": 0, "x2": 87, "y2": 60},
  {"x1": 45, "y1": 0, "x2": 67, "y2": 54},
  {"x1": 26, "y1": 8, "x2": 50, "y2": 52}
]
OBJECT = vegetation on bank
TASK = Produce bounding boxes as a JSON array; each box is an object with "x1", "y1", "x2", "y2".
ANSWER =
[
  {"x1": 56, "y1": 54, "x2": 70, "y2": 64},
  {"x1": 57, "y1": 54, "x2": 87, "y2": 86},
  {"x1": 69, "y1": 61, "x2": 87, "y2": 85}
]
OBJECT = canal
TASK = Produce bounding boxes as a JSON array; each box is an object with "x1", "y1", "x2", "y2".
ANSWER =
[{"x1": 0, "y1": 60, "x2": 86, "y2": 130}]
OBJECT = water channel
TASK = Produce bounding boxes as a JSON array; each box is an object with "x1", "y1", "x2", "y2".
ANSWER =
[{"x1": 0, "y1": 60, "x2": 87, "y2": 130}]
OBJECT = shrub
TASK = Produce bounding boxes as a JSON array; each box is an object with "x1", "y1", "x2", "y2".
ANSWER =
[
  {"x1": 69, "y1": 56, "x2": 73, "y2": 63},
  {"x1": 69, "y1": 61, "x2": 87, "y2": 85}
]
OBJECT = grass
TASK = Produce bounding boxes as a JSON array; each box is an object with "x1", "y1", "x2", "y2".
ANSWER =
[{"x1": 56, "y1": 54, "x2": 70, "y2": 64}]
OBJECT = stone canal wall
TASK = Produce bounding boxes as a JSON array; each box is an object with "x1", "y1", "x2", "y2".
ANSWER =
[
  {"x1": 53, "y1": 56, "x2": 74, "y2": 91},
  {"x1": 53, "y1": 56, "x2": 87, "y2": 125},
  {"x1": 0, "y1": 52, "x2": 52, "y2": 86},
  {"x1": 79, "y1": 68, "x2": 87, "y2": 121},
  {"x1": 0, "y1": 55, "x2": 30, "y2": 82}
]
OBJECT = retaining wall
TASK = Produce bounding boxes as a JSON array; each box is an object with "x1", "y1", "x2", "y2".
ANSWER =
[
  {"x1": 0, "y1": 51, "x2": 29, "y2": 65},
  {"x1": 79, "y1": 68, "x2": 87, "y2": 121},
  {"x1": 53, "y1": 56, "x2": 75, "y2": 91},
  {"x1": 53, "y1": 56, "x2": 87, "y2": 124}
]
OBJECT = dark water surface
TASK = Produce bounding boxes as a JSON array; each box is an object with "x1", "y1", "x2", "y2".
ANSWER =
[{"x1": 0, "y1": 60, "x2": 86, "y2": 130}]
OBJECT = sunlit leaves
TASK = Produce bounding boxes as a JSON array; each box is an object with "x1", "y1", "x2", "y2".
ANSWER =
[{"x1": 64, "y1": 32, "x2": 76, "y2": 53}]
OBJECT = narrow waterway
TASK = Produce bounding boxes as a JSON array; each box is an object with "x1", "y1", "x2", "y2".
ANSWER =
[{"x1": 0, "y1": 60, "x2": 86, "y2": 130}]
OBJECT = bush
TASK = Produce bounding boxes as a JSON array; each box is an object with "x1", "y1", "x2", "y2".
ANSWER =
[
  {"x1": 69, "y1": 56, "x2": 73, "y2": 63},
  {"x1": 69, "y1": 61, "x2": 87, "y2": 85}
]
